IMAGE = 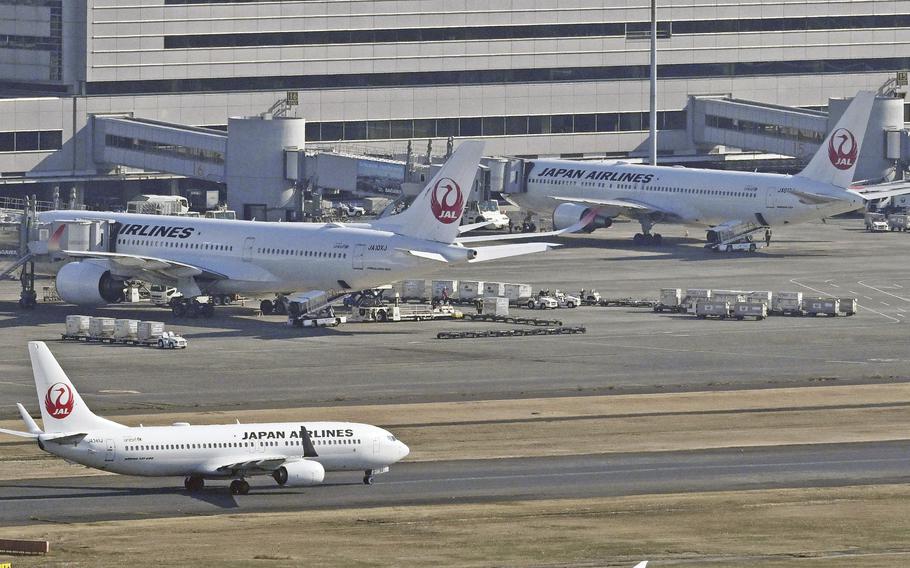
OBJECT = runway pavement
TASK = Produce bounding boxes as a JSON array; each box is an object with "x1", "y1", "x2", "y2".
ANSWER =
[{"x1": 1, "y1": 440, "x2": 907, "y2": 526}]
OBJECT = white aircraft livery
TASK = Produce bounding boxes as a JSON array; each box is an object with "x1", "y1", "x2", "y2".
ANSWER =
[
  {"x1": 32, "y1": 140, "x2": 564, "y2": 314},
  {"x1": 0, "y1": 342, "x2": 410, "y2": 494},
  {"x1": 509, "y1": 91, "x2": 879, "y2": 247}
]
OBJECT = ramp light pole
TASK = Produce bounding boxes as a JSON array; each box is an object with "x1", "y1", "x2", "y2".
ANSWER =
[{"x1": 649, "y1": 0, "x2": 658, "y2": 166}]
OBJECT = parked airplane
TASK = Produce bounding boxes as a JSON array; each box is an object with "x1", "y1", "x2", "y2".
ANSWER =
[
  {"x1": 30, "y1": 140, "x2": 569, "y2": 315},
  {"x1": 0, "y1": 342, "x2": 409, "y2": 494},
  {"x1": 508, "y1": 91, "x2": 878, "y2": 248}
]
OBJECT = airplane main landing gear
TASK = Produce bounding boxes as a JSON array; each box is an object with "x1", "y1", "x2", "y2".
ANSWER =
[
  {"x1": 632, "y1": 232, "x2": 662, "y2": 246},
  {"x1": 363, "y1": 469, "x2": 374, "y2": 485},
  {"x1": 230, "y1": 479, "x2": 250, "y2": 495},
  {"x1": 171, "y1": 297, "x2": 215, "y2": 318},
  {"x1": 184, "y1": 475, "x2": 204, "y2": 492}
]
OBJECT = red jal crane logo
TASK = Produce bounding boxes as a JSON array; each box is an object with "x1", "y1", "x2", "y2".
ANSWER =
[
  {"x1": 828, "y1": 128, "x2": 857, "y2": 170},
  {"x1": 430, "y1": 177, "x2": 464, "y2": 224},
  {"x1": 44, "y1": 383, "x2": 74, "y2": 419}
]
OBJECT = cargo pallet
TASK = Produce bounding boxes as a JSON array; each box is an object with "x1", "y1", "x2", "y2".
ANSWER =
[{"x1": 437, "y1": 326, "x2": 586, "y2": 339}]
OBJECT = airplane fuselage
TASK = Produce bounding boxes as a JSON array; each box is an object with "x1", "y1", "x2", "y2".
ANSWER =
[
  {"x1": 513, "y1": 160, "x2": 862, "y2": 228},
  {"x1": 45, "y1": 421, "x2": 407, "y2": 478},
  {"x1": 35, "y1": 211, "x2": 465, "y2": 296}
]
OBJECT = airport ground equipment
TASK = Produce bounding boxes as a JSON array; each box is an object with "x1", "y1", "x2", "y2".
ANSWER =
[
  {"x1": 348, "y1": 303, "x2": 460, "y2": 323},
  {"x1": 653, "y1": 288, "x2": 686, "y2": 313},
  {"x1": 705, "y1": 221, "x2": 769, "y2": 253},
  {"x1": 504, "y1": 283, "x2": 534, "y2": 305},
  {"x1": 801, "y1": 297, "x2": 840, "y2": 316},
  {"x1": 437, "y1": 325, "x2": 585, "y2": 339},
  {"x1": 887, "y1": 213, "x2": 909, "y2": 231},
  {"x1": 477, "y1": 296, "x2": 509, "y2": 316},
  {"x1": 552, "y1": 290, "x2": 580, "y2": 308},
  {"x1": 464, "y1": 313, "x2": 563, "y2": 326},
  {"x1": 865, "y1": 212, "x2": 890, "y2": 231},
  {"x1": 457, "y1": 280, "x2": 484, "y2": 301},
  {"x1": 526, "y1": 294, "x2": 558, "y2": 309},
  {"x1": 62, "y1": 317, "x2": 187, "y2": 347},
  {"x1": 694, "y1": 300, "x2": 732, "y2": 319},
  {"x1": 771, "y1": 291, "x2": 803, "y2": 315},
  {"x1": 733, "y1": 302, "x2": 768, "y2": 320},
  {"x1": 837, "y1": 298, "x2": 858, "y2": 316},
  {"x1": 579, "y1": 289, "x2": 602, "y2": 305}
]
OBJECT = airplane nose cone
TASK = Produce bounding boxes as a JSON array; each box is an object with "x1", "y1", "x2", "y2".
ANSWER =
[{"x1": 399, "y1": 441, "x2": 410, "y2": 459}]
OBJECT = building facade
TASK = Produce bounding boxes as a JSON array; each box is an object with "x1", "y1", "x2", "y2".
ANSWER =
[{"x1": 1, "y1": 0, "x2": 909, "y2": 204}]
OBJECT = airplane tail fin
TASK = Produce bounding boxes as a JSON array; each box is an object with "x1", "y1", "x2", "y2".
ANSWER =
[
  {"x1": 796, "y1": 91, "x2": 876, "y2": 188},
  {"x1": 371, "y1": 140, "x2": 484, "y2": 243},
  {"x1": 29, "y1": 341, "x2": 122, "y2": 433}
]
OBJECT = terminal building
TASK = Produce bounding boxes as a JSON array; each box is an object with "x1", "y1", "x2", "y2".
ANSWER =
[{"x1": 1, "y1": 0, "x2": 909, "y2": 219}]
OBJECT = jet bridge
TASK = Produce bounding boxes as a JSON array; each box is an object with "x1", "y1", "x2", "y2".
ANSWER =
[{"x1": 94, "y1": 116, "x2": 227, "y2": 182}]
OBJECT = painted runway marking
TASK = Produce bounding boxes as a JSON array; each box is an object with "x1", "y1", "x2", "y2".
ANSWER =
[
  {"x1": 790, "y1": 279, "x2": 901, "y2": 323},
  {"x1": 858, "y1": 281, "x2": 910, "y2": 303}
]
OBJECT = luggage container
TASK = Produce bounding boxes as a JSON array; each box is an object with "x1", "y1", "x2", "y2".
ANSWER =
[
  {"x1": 457, "y1": 280, "x2": 484, "y2": 301},
  {"x1": 654, "y1": 288, "x2": 683, "y2": 312},
  {"x1": 503, "y1": 283, "x2": 533, "y2": 303},
  {"x1": 431, "y1": 280, "x2": 458, "y2": 300},
  {"x1": 886, "y1": 213, "x2": 909, "y2": 232},
  {"x1": 733, "y1": 302, "x2": 768, "y2": 320},
  {"x1": 138, "y1": 321, "x2": 165, "y2": 342},
  {"x1": 114, "y1": 319, "x2": 139, "y2": 341},
  {"x1": 772, "y1": 291, "x2": 803, "y2": 315},
  {"x1": 711, "y1": 289, "x2": 747, "y2": 305},
  {"x1": 838, "y1": 297, "x2": 858, "y2": 316},
  {"x1": 801, "y1": 297, "x2": 839, "y2": 317},
  {"x1": 746, "y1": 291, "x2": 773, "y2": 305},
  {"x1": 694, "y1": 300, "x2": 731, "y2": 319},
  {"x1": 88, "y1": 317, "x2": 116, "y2": 340},
  {"x1": 481, "y1": 297, "x2": 510, "y2": 316},
  {"x1": 65, "y1": 315, "x2": 91, "y2": 337},
  {"x1": 483, "y1": 282, "x2": 506, "y2": 297},
  {"x1": 398, "y1": 279, "x2": 427, "y2": 301}
]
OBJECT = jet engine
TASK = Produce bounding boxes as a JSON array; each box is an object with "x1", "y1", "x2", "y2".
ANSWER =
[
  {"x1": 552, "y1": 202, "x2": 613, "y2": 233},
  {"x1": 272, "y1": 460, "x2": 326, "y2": 487},
  {"x1": 55, "y1": 261, "x2": 126, "y2": 305}
]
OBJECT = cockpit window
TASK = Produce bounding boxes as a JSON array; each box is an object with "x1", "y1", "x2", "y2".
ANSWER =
[{"x1": 387, "y1": 435, "x2": 397, "y2": 442}]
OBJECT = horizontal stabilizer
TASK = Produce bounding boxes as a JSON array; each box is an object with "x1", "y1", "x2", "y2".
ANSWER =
[
  {"x1": 458, "y1": 221, "x2": 492, "y2": 233},
  {"x1": 469, "y1": 242, "x2": 560, "y2": 263},
  {"x1": 403, "y1": 249, "x2": 449, "y2": 263},
  {"x1": 458, "y1": 209, "x2": 598, "y2": 243},
  {"x1": 42, "y1": 432, "x2": 88, "y2": 444},
  {"x1": 0, "y1": 427, "x2": 40, "y2": 439},
  {"x1": 788, "y1": 190, "x2": 842, "y2": 205}
]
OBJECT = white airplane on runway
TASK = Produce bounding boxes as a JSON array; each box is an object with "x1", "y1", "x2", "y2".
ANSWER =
[
  {"x1": 509, "y1": 91, "x2": 882, "y2": 248},
  {"x1": 0, "y1": 342, "x2": 410, "y2": 495},
  {"x1": 30, "y1": 140, "x2": 568, "y2": 315}
]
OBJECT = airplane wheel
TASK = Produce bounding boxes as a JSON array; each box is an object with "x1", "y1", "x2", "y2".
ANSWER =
[
  {"x1": 653, "y1": 234, "x2": 663, "y2": 245},
  {"x1": 376, "y1": 310, "x2": 388, "y2": 322},
  {"x1": 230, "y1": 479, "x2": 250, "y2": 495},
  {"x1": 363, "y1": 475, "x2": 374, "y2": 485},
  {"x1": 185, "y1": 476, "x2": 204, "y2": 492},
  {"x1": 749, "y1": 244, "x2": 756, "y2": 252},
  {"x1": 213, "y1": 295, "x2": 223, "y2": 306},
  {"x1": 633, "y1": 233, "x2": 644, "y2": 245},
  {"x1": 260, "y1": 300, "x2": 274, "y2": 315}
]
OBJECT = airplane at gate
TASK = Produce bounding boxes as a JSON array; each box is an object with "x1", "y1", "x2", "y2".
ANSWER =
[
  {"x1": 0, "y1": 342, "x2": 410, "y2": 494},
  {"x1": 508, "y1": 91, "x2": 882, "y2": 247},
  {"x1": 30, "y1": 140, "x2": 569, "y2": 314}
]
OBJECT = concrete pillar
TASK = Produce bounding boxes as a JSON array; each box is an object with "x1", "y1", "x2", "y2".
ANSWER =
[{"x1": 225, "y1": 116, "x2": 306, "y2": 220}]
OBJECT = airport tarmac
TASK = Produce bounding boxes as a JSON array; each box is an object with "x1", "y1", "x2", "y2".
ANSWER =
[
  {"x1": 0, "y1": 218, "x2": 906, "y2": 416},
  {"x1": 0, "y1": 216, "x2": 908, "y2": 565},
  {"x1": 0, "y1": 441, "x2": 907, "y2": 526}
]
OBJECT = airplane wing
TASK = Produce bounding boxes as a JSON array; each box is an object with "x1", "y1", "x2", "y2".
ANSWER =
[
  {"x1": 214, "y1": 456, "x2": 290, "y2": 474},
  {"x1": 850, "y1": 181, "x2": 910, "y2": 201},
  {"x1": 549, "y1": 196, "x2": 655, "y2": 211},
  {"x1": 456, "y1": 210, "x2": 598, "y2": 243},
  {"x1": 469, "y1": 242, "x2": 561, "y2": 262},
  {"x1": 458, "y1": 221, "x2": 493, "y2": 233},
  {"x1": 60, "y1": 250, "x2": 228, "y2": 281}
]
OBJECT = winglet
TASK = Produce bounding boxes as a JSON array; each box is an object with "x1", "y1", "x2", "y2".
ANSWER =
[{"x1": 301, "y1": 425, "x2": 318, "y2": 458}]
